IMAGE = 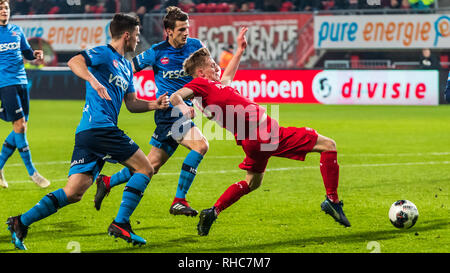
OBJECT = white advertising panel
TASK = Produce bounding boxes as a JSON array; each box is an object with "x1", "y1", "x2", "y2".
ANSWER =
[
  {"x1": 314, "y1": 14, "x2": 450, "y2": 49},
  {"x1": 12, "y1": 19, "x2": 111, "y2": 51},
  {"x1": 311, "y1": 70, "x2": 439, "y2": 105}
]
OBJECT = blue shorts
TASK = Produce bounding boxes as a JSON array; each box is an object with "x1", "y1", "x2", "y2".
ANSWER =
[
  {"x1": 68, "y1": 127, "x2": 140, "y2": 178},
  {"x1": 0, "y1": 84, "x2": 29, "y2": 122},
  {"x1": 150, "y1": 107, "x2": 195, "y2": 157}
]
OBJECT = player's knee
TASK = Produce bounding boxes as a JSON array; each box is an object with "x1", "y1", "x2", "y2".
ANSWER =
[
  {"x1": 325, "y1": 138, "x2": 337, "y2": 152},
  {"x1": 66, "y1": 192, "x2": 84, "y2": 203},
  {"x1": 248, "y1": 180, "x2": 261, "y2": 192},
  {"x1": 13, "y1": 119, "x2": 27, "y2": 133},
  {"x1": 193, "y1": 139, "x2": 209, "y2": 156},
  {"x1": 141, "y1": 164, "x2": 154, "y2": 178},
  {"x1": 199, "y1": 139, "x2": 209, "y2": 155},
  {"x1": 145, "y1": 163, "x2": 155, "y2": 178}
]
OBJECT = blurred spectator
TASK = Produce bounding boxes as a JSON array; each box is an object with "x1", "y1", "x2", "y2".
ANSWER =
[
  {"x1": 419, "y1": 48, "x2": 440, "y2": 69},
  {"x1": 295, "y1": 0, "x2": 322, "y2": 11},
  {"x1": 332, "y1": 0, "x2": 349, "y2": 9},
  {"x1": 103, "y1": 0, "x2": 118, "y2": 13},
  {"x1": 409, "y1": 0, "x2": 434, "y2": 9},
  {"x1": 219, "y1": 44, "x2": 234, "y2": 69},
  {"x1": 263, "y1": 0, "x2": 282, "y2": 11},
  {"x1": 30, "y1": 0, "x2": 52, "y2": 14},
  {"x1": 389, "y1": 0, "x2": 401, "y2": 8},
  {"x1": 240, "y1": 2, "x2": 250, "y2": 11},
  {"x1": 348, "y1": 0, "x2": 360, "y2": 9},
  {"x1": 400, "y1": 0, "x2": 410, "y2": 9},
  {"x1": 228, "y1": 2, "x2": 238, "y2": 11},
  {"x1": 11, "y1": 0, "x2": 30, "y2": 15}
]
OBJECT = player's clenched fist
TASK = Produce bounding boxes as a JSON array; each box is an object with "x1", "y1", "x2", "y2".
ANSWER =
[{"x1": 156, "y1": 92, "x2": 170, "y2": 109}]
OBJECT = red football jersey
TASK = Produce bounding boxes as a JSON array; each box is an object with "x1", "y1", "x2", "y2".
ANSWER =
[{"x1": 185, "y1": 77, "x2": 268, "y2": 140}]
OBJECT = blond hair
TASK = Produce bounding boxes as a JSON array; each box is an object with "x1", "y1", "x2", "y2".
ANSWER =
[{"x1": 183, "y1": 48, "x2": 211, "y2": 77}]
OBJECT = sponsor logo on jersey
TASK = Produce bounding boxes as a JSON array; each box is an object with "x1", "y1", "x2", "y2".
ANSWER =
[
  {"x1": 160, "y1": 57, "x2": 169, "y2": 65},
  {"x1": 162, "y1": 69, "x2": 188, "y2": 79},
  {"x1": 0, "y1": 42, "x2": 20, "y2": 52},
  {"x1": 70, "y1": 158, "x2": 85, "y2": 167},
  {"x1": 113, "y1": 59, "x2": 119, "y2": 68},
  {"x1": 109, "y1": 73, "x2": 129, "y2": 92}
]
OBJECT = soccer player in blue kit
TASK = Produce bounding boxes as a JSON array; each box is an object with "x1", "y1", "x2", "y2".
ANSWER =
[
  {"x1": 94, "y1": 6, "x2": 208, "y2": 217},
  {"x1": 6, "y1": 13, "x2": 169, "y2": 250},
  {"x1": 0, "y1": 0, "x2": 50, "y2": 188}
]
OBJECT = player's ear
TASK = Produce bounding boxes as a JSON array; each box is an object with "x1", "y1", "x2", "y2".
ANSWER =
[
  {"x1": 165, "y1": 28, "x2": 172, "y2": 38},
  {"x1": 124, "y1": 31, "x2": 130, "y2": 41}
]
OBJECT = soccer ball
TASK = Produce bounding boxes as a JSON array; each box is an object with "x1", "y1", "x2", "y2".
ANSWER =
[{"x1": 388, "y1": 200, "x2": 419, "y2": 229}]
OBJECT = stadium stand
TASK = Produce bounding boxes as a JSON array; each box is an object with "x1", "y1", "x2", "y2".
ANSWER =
[{"x1": 9, "y1": 0, "x2": 441, "y2": 15}]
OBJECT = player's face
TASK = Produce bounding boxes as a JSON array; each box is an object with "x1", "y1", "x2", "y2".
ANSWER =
[
  {"x1": 167, "y1": 20, "x2": 189, "y2": 48},
  {"x1": 201, "y1": 57, "x2": 221, "y2": 82},
  {"x1": 0, "y1": 2, "x2": 10, "y2": 25},
  {"x1": 125, "y1": 26, "x2": 140, "y2": 53}
]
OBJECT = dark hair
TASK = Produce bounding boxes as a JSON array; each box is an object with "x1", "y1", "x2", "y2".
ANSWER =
[
  {"x1": 163, "y1": 6, "x2": 188, "y2": 30},
  {"x1": 109, "y1": 13, "x2": 140, "y2": 39},
  {"x1": 183, "y1": 48, "x2": 211, "y2": 77},
  {"x1": 0, "y1": 0, "x2": 9, "y2": 5}
]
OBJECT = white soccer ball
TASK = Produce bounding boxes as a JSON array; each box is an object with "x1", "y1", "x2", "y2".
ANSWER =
[{"x1": 388, "y1": 200, "x2": 419, "y2": 229}]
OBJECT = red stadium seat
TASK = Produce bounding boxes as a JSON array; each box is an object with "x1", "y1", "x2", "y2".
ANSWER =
[
  {"x1": 322, "y1": 1, "x2": 335, "y2": 10},
  {"x1": 48, "y1": 6, "x2": 60, "y2": 14},
  {"x1": 217, "y1": 2, "x2": 230, "y2": 12},
  {"x1": 195, "y1": 3, "x2": 207, "y2": 13},
  {"x1": 179, "y1": 3, "x2": 195, "y2": 12},
  {"x1": 152, "y1": 4, "x2": 161, "y2": 11},
  {"x1": 94, "y1": 6, "x2": 105, "y2": 14},
  {"x1": 281, "y1": 1, "x2": 294, "y2": 11},
  {"x1": 206, "y1": 3, "x2": 217, "y2": 13}
]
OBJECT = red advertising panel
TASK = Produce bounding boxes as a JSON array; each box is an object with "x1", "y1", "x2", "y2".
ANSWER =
[
  {"x1": 134, "y1": 69, "x2": 438, "y2": 106},
  {"x1": 188, "y1": 13, "x2": 313, "y2": 69}
]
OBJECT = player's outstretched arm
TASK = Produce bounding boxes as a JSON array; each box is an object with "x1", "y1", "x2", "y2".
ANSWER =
[
  {"x1": 170, "y1": 87, "x2": 196, "y2": 119},
  {"x1": 220, "y1": 26, "x2": 248, "y2": 86},
  {"x1": 124, "y1": 92, "x2": 169, "y2": 113},
  {"x1": 67, "y1": 54, "x2": 111, "y2": 100}
]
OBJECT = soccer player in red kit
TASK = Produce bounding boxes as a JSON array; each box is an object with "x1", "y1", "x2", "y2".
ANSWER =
[{"x1": 170, "y1": 27, "x2": 350, "y2": 236}]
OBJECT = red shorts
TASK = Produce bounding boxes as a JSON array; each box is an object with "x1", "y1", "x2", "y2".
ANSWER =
[{"x1": 238, "y1": 122, "x2": 318, "y2": 173}]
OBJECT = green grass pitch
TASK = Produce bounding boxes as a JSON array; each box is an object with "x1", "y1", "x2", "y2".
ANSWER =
[{"x1": 0, "y1": 100, "x2": 448, "y2": 253}]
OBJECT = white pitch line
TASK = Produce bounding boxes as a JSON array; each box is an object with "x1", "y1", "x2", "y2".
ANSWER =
[
  {"x1": 5, "y1": 151, "x2": 450, "y2": 168},
  {"x1": 5, "y1": 160, "x2": 450, "y2": 184}
]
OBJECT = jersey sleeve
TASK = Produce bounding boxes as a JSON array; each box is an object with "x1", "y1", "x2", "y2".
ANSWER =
[
  {"x1": 184, "y1": 78, "x2": 209, "y2": 98},
  {"x1": 133, "y1": 47, "x2": 156, "y2": 72},
  {"x1": 80, "y1": 46, "x2": 106, "y2": 67},
  {"x1": 18, "y1": 27, "x2": 35, "y2": 60},
  {"x1": 126, "y1": 62, "x2": 136, "y2": 94}
]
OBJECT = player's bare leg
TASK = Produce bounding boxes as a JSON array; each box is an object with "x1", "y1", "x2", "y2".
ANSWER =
[{"x1": 312, "y1": 134, "x2": 351, "y2": 227}]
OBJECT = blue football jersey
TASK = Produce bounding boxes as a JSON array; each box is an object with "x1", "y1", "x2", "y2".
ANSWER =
[
  {"x1": 0, "y1": 24, "x2": 34, "y2": 88},
  {"x1": 132, "y1": 38, "x2": 203, "y2": 106},
  {"x1": 76, "y1": 45, "x2": 135, "y2": 134}
]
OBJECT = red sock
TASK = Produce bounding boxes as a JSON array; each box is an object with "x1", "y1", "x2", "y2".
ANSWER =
[
  {"x1": 172, "y1": 197, "x2": 189, "y2": 206},
  {"x1": 320, "y1": 151, "x2": 340, "y2": 203},
  {"x1": 214, "y1": 181, "x2": 250, "y2": 215},
  {"x1": 102, "y1": 176, "x2": 111, "y2": 191}
]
